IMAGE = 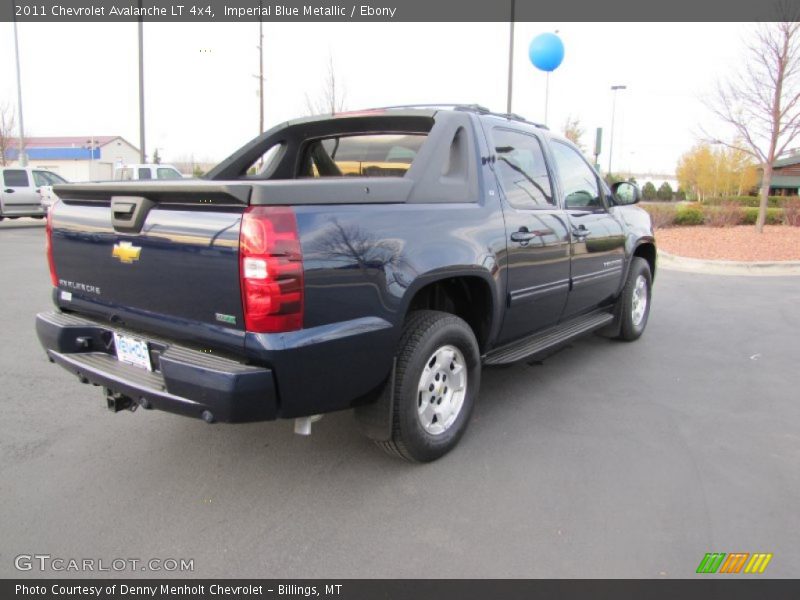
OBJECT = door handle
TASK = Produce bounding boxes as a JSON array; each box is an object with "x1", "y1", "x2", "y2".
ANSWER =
[
  {"x1": 510, "y1": 228, "x2": 539, "y2": 244},
  {"x1": 4, "y1": 189, "x2": 14, "y2": 193},
  {"x1": 571, "y1": 225, "x2": 590, "y2": 239}
]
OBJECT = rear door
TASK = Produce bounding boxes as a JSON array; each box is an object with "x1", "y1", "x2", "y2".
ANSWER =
[
  {"x1": 491, "y1": 127, "x2": 571, "y2": 344},
  {"x1": 1, "y1": 169, "x2": 40, "y2": 215},
  {"x1": 549, "y1": 141, "x2": 626, "y2": 318}
]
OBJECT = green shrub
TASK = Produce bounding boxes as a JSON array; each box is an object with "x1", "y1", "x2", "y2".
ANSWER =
[
  {"x1": 741, "y1": 207, "x2": 784, "y2": 225},
  {"x1": 657, "y1": 182, "x2": 674, "y2": 201},
  {"x1": 674, "y1": 204, "x2": 705, "y2": 225},
  {"x1": 642, "y1": 182, "x2": 657, "y2": 201}
]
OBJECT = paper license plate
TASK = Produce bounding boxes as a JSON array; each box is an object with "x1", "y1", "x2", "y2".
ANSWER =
[{"x1": 113, "y1": 332, "x2": 152, "y2": 371}]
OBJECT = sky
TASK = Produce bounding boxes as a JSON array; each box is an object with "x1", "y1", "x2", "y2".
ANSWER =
[{"x1": 0, "y1": 21, "x2": 751, "y2": 174}]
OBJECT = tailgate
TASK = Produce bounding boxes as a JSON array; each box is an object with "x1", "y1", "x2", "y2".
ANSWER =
[{"x1": 50, "y1": 182, "x2": 249, "y2": 339}]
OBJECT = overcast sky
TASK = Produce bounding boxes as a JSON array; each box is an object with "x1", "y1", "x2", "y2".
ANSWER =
[{"x1": 0, "y1": 21, "x2": 751, "y2": 174}]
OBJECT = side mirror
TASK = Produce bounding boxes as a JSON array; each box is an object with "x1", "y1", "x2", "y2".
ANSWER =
[{"x1": 611, "y1": 181, "x2": 641, "y2": 205}]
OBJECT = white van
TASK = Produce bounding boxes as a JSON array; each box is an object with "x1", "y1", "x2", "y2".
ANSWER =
[
  {"x1": 113, "y1": 164, "x2": 183, "y2": 181},
  {"x1": 0, "y1": 167, "x2": 67, "y2": 220}
]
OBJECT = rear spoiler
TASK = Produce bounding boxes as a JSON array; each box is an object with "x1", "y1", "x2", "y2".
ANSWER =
[{"x1": 52, "y1": 181, "x2": 251, "y2": 205}]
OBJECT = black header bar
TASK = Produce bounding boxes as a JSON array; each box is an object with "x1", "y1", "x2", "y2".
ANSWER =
[{"x1": 0, "y1": 0, "x2": 791, "y2": 22}]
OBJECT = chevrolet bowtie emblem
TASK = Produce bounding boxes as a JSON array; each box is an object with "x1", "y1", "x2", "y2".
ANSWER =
[{"x1": 112, "y1": 241, "x2": 142, "y2": 264}]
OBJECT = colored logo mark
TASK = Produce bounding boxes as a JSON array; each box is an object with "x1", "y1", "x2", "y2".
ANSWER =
[
  {"x1": 696, "y1": 553, "x2": 773, "y2": 574},
  {"x1": 112, "y1": 241, "x2": 142, "y2": 264}
]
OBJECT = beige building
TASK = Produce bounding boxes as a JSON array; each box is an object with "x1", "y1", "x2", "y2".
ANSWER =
[{"x1": 7, "y1": 136, "x2": 140, "y2": 182}]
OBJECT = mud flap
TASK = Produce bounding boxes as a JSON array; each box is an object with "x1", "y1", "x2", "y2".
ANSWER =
[{"x1": 353, "y1": 357, "x2": 396, "y2": 442}]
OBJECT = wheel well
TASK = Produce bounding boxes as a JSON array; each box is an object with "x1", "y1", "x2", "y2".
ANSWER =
[
  {"x1": 634, "y1": 243, "x2": 657, "y2": 280},
  {"x1": 407, "y1": 277, "x2": 492, "y2": 351}
]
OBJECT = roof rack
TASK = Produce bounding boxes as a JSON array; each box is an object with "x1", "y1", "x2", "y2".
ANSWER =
[{"x1": 370, "y1": 103, "x2": 549, "y2": 130}]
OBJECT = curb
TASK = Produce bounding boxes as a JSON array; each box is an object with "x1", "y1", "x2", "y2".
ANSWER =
[{"x1": 658, "y1": 250, "x2": 800, "y2": 276}]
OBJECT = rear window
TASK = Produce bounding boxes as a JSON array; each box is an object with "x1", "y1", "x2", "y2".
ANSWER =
[
  {"x1": 3, "y1": 170, "x2": 30, "y2": 187},
  {"x1": 47, "y1": 172, "x2": 67, "y2": 184},
  {"x1": 156, "y1": 168, "x2": 181, "y2": 180},
  {"x1": 138, "y1": 168, "x2": 152, "y2": 180},
  {"x1": 299, "y1": 134, "x2": 426, "y2": 178}
]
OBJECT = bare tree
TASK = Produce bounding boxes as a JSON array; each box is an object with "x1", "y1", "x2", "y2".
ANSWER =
[
  {"x1": 705, "y1": 19, "x2": 800, "y2": 232},
  {"x1": 304, "y1": 54, "x2": 347, "y2": 116},
  {"x1": 310, "y1": 219, "x2": 402, "y2": 271},
  {"x1": 562, "y1": 115, "x2": 586, "y2": 151},
  {"x1": 0, "y1": 102, "x2": 17, "y2": 167}
]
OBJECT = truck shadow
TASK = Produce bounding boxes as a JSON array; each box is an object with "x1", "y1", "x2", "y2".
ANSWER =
[{"x1": 148, "y1": 332, "x2": 622, "y2": 478}]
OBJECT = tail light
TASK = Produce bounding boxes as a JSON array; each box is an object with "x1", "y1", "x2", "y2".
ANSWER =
[
  {"x1": 45, "y1": 209, "x2": 58, "y2": 286},
  {"x1": 239, "y1": 206, "x2": 304, "y2": 333}
]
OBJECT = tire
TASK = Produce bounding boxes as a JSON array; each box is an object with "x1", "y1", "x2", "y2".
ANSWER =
[
  {"x1": 616, "y1": 257, "x2": 652, "y2": 341},
  {"x1": 376, "y1": 310, "x2": 481, "y2": 462}
]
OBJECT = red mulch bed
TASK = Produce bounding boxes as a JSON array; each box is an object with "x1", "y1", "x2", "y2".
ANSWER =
[{"x1": 656, "y1": 225, "x2": 800, "y2": 262}]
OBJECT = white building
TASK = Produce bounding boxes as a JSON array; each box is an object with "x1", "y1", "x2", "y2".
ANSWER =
[{"x1": 6, "y1": 136, "x2": 140, "y2": 182}]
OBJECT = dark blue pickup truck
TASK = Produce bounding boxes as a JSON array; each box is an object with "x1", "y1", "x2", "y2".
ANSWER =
[{"x1": 36, "y1": 105, "x2": 655, "y2": 462}]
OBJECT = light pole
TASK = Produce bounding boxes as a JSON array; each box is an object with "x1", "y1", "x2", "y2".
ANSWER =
[
  {"x1": 506, "y1": 0, "x2": 515, "y2": 114},
  {"x1": 608, "y1": 84, "x2": 627, "y2": 176},
  {"x1": 12, "y1": 15, "x2": 27, "y2": 166},
  {"x1": 84, "y1": 137, "x2": 99, "y2": 181},
  {"x1": 138, "y1": 1, "x2": 146, "y2": 163}
]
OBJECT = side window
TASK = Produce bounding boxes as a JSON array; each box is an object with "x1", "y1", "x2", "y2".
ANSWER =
[
  {"x1": 492, "y1": 128, "x2": 554, "y2": 209},
  {"x1": 551, "y1": 142, "x2": 602, "y2": 210},
  {"x1": 33, "y1": 171, "x2": 50, "y2": 187},
  {"x1": 138, "y1": 168, "x2": 152, "y2": 180},
  {"x1": 3, "y1": 170, "x2": 30, "y2": 188}
]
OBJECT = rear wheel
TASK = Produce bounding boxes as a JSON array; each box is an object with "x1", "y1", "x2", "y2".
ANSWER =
[
  {"x1": 616, "y1": 257, "x2": 652, "y2": 341},
  {"x1": 376, "y1": 310, "x2": 481, "y2": 462}
]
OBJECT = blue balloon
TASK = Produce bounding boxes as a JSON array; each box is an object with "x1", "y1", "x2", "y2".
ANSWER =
[{"x1": 529, "y1": 33, "x2": 564, "y2": 72}]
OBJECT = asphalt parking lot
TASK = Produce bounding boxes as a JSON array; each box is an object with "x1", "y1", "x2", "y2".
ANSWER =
[{"x1": 1, "y1": 218, "x2": 798, "y2": 579}]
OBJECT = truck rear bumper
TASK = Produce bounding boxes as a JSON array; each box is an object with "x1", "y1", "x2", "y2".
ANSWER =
[{"x1": 36, "y1": 311, "x2": 278, "y2": 423}]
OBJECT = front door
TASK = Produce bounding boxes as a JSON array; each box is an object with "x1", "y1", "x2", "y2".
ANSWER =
[
  {"x1": 549, "y1": 141, "x2": 626, "y2": 318},
  {"x1": 1, "y1": 169, "x2": 40, "y2": 215},
  {"x1": 491, "y1": 127, "x2": 571, "y2": 345}
]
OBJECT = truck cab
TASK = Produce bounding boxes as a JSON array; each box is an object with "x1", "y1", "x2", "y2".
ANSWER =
[
  {"x1": 113, "y1": 164, "x2": 183, "y2": 181},
  {"x1": 0, "y1": 166, "x2": 66, "y2": 219}
]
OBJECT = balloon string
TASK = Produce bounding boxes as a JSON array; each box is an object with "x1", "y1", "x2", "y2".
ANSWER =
[{"x1": 545, "y1": 72, "x2": 550, "y2": 126}]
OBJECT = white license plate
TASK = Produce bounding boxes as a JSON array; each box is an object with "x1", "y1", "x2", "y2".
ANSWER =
[{"x1": 113, "y1": 332, "x2": 152, "y2": 371}]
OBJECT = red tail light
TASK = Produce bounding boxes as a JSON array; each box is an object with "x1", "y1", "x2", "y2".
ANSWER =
[
  {"x1": 239, "y1": 206, "x2": 304, "y2": 333},
  {"x1": 45, "y1": 209, "x2": 58, "y2": 287}
]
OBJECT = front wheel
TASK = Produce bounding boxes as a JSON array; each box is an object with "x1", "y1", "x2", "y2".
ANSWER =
[
  {"x1": 376, "y1": 310, "x2": 481, "y2": 462},
  {"x1": 616, "y1": 257, "x2": 652, "y2": 341}
]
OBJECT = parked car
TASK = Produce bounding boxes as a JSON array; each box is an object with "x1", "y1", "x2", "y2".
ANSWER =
[
  {"x1": 0, "y1": 166, "x2": 66, "y2": 220},
  {"x1": 36, "y1": 105, "x2": 656, "y2": 462},
  {"x1": 113, "y1": 164, "x2": 183, "y2": 181}
]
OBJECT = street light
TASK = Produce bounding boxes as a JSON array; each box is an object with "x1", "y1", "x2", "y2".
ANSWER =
[
  {"x1": 12, "y1": 14, "x2": 27, "y2": 166},
  {"x1": 84, "y1": 137, "x2": 100, "y2": 181},
  {"x1": 608, "y1": 84, "x2": 627, "y2": 175}
]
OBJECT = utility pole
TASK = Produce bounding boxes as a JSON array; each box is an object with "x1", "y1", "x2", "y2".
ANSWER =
[
  {"x1": 608, "y1": 85, "x2": 627, "y2": 175},
  {"x1": 13, "y1": 15, "x2": 27, "y2": 166},
  {"x1": 505, "y1": 0, "x2": 515, "y2": 114},
  {"x1": 138, "y1": 1, "x2": 146, "y2": 163},
  {"x1": 258, "y1": 2, "x2": 264, "y2": 135}
]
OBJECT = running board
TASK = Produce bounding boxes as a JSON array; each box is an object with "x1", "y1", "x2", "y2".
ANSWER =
[{"x1": 483, "y1": 312, "x2": 615, "y2": 365}]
